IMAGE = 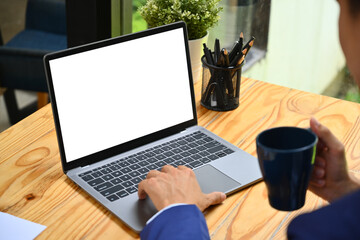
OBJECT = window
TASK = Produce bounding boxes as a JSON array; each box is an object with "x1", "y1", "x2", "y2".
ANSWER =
[{"x1": 128, "y1": 0, "x2": 271, "y2": 70}]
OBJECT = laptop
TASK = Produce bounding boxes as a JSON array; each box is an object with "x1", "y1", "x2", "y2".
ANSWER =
[{"x1": 44, "y1": 21, "x2": 262, "y2": 233}]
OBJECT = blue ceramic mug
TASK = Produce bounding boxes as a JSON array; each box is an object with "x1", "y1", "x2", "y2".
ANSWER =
[{"x1": 256, "y1": 127, "x2": 318, "y2": 211}]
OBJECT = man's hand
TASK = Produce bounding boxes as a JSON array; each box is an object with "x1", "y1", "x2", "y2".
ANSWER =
[
  {"x1": 138, "y1": 165, "x2": 226, "y2": 211},
  {"x1": 309, "y1": 117, "x2": 360, "y2": 202}
]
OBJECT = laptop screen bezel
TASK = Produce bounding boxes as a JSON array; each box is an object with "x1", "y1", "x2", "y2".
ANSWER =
[{"x1": 43, "y1": 22, "x2": 198, "y2": 173}]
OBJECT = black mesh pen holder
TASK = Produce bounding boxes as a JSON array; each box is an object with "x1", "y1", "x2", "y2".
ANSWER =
[{"x1": 201, "y1": 55, "x2": 243, "y2": 111}]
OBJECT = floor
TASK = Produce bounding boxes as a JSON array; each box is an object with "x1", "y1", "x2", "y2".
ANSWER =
[{"x1": 0, "y1": 0, "x2": 37, "y2": 133}]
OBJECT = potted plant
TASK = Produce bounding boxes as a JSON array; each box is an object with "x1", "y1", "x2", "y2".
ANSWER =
[{"x1": 139, "y1": 0, "x2": 222, "y2": 83}]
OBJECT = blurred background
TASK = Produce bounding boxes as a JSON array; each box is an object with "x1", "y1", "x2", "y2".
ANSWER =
[{"x1": 1, "y1": 0, "x2": 359, "y2": 132}]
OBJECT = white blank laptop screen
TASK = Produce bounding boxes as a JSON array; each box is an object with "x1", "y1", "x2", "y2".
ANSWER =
[{"x1": 49, "y1": 28, "x2": 194, "y2": 163}]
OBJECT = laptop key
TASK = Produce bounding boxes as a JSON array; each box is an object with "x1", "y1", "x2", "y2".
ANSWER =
[
  {"x1": 200, "y1": 158, "x2": 211, "y2": 164},
  {"x1": 138, "y1": 160, "x2": 150, "y2": 167},
  {"x1": 136, "y1": 155, "x2": 147, "y2": 161},
  {"x1": 147, "y1": 164, "x2": 157, "y2": 170},
  {"x1": 208, "y1": 154, "x2": 219, "y2": 160},
  {"x1": 117, "y1": 190, "x2": 129, "y2": 198},
  {"x1": 129, "y1": 163, "x2": 141, "y2": 170},
  {"x1": 216, "y1": 152, "x2": 227, "y2": 158},
  {"x1": 180, "y1": 151, "x2": 191, "y2": 157},
  {"x1": 109, "y1": 165, "x2": 120, "y2": 171},
  {"x1": 138, "y1": 167, "x2": 149, "y2": 174},
  {"x1": 189, "y1": 149, "x2": 199, "y2": 154},
  {"x1": 191, "y1": 154, "x2": 202, "y2": 160},
  {"x1": 164, "y1": 158, "x2": 173, "y2": 164},
  {"x1": 196, "y1": 145, "x2": 206, "y2": 151},
  {"x1": 172, "y1": 155, "x2": 183, "y2": 160},
  {"x1": 100, "y1": 185, "x2": 124, "y2": 196},
  {"x1": 153, "y1": 149, "x2": 164, "y2": 154},
  {"x1": 180, "y1": 145, "x2": 190, "y2": 151},
  {"x1": 120, "y1": 175, "x2": 131, "y2": 181},
  {"x1": 122, "y1": 181, "x2": 132, "y2": 188},
  {"x1": 101, "y1": 168, "x2": 112, "y2": 174},
  {"x1": 128, "y1": 158, "x2": 137, "y2": 164},
  {"x1": 102, "y1": 174, "x2": 114, "y2": 181},
  {"x1": 183, "y1": 157, "x2": 193, "y2": 163},
  {"x1": 155, "y1": 154, "x2": 166, "y2": 160},
  {"x1": 81, "y1": 174, "x2": 94, "y2": 182},
  {"x1": 131, "y1": 177, "x2": 142, "y2": 185},
  {"x1": 111, "y1": 171, "x2": 122, "y2": 177},
  {"x1": 110, "y1": 178, "x2": 122, "y2": 185},
  {"x1": 79, "y1": 170, "x2": 92, "y2": 177},
  {"x1": 161, "y1": 146, "x2": 172, "y2": 151},
  {"x1": 208, "y1": 145, "x2": 227, "y2": 154},
  {"x1": 119, "y1": 161, "x2": 130, "y2": 167},
  {"x1": 126, "y1": 187, "x2": 137, "y2": 194},
  {"x1": 189, "y1": 161, "x2": 203, "y2": 168},
  {"x1": 120, "y1": 167, "x2": 131, "y2": 174},
  {"x1": 91, "y1": 171, "x2": 103, "y2": 178},
  {"x1": 94, "y1": 182, "x2": 113, "y2": 192},
  {"x1": 199, "y1": 151, "x2": 210, "y2": 157},
  {"x1": 164, "y1": 151, "x2": 175, "y2": 157},
  {"x1": 204, "y1": 141, "x2": 218, "y2": 149},
  {"x1": 224, "y1": 148, "x2": 234, "y2": 154},
  {"x1": 155, "y1": 161, "x2": 166, "y2": 168},
  {"x1": 129, "y1": 171, "x2": 140, "y2": 178},
  {"x1": 145, "y1": 152, "x2": 156, "y2": 157},
  {"x1": 107, "y1": 194, "x2": 119, "y2": 202},
  {"x1": 88, "y1": 178, "x2": 105, "y2": 186},
  {"x1": 147, "y1": 158, "x2": 157, "y2": 163},
  {"x1": 172, "y1": 148, "x2": 182, "y2": 154},
  {"x1": 174, "y1": 160, "x2": 186, "y2": 166}
]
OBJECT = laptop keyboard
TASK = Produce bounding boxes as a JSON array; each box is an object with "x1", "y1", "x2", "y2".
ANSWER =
[{"x1": 78, "y1": 131, "x2": 235, "y2": 202}]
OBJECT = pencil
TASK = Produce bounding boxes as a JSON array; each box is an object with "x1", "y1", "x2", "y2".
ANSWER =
[
  {"x1": 239, "y1": 32, "x2": 244, "y2": 51},
  {"x1": 242, "y1": 36, "x2": 255, "y2": 52},
  {"x1": 244, "y1": 40, "x2": 254, "y2": 57},
  {"x1": 223, "y1": 49, "x2": 230, "y2": 67}
]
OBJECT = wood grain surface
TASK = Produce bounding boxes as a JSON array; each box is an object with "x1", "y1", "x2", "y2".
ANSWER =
[{"x1": 1, "y1": 77, "x2": 359, "y2": 239}]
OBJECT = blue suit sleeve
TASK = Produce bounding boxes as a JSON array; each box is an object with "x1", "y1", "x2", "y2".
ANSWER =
[
  {"x1": 140, "y1": 204, "x2": 210, "y2": 240},
  {"x1": 287, "y1": 190, "x2": 360, "y2": 240}
]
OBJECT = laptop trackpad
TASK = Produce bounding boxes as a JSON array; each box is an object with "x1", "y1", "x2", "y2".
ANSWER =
[{"x1": 194, "y1": 165, "x2": 241, "y2": 194}]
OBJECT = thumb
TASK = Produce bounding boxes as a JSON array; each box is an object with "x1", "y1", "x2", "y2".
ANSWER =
[
  {"x1": 200, "y1": 192, "x2": 226, "y2": 211},
  {"x1": 310, "y1": 117, "x2": 342, "y2": 149}
]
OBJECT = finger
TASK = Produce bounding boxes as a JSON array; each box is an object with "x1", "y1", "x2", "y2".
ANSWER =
[
  {"x1": 146, "y1": 170, "x2": 161, "y2": 179},
  {"x1": 309, "y1": 178, "x2": 326, "y2": 188},
  {"x1": 138, "y1": 180, "x2": 148, "y2": 199},
  {"x1": 201, "y1": 192, "x2": 226, "y2": 211},
  {"x1": 161, "y1": 165, "x2": 175, "y2": 173},
  {"x1": 310, "y1": 117, "x2": 343, "y2": 150},
  {"x1": 314, "y1": 156, "x2": 326, "y2": 168},
  {"x1": 312, "y1": 165, "x2": 325, "y2": 179},
  {"x1": 177, "y1": 165, "x2": 190, "y2": 171}
]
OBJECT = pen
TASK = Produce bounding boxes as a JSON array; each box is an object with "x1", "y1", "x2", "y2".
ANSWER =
[
  {"x1": 229, "y1": 41, "x2": 239, "y2": 63},
  {"x1": 203, "y1": 43, "x2": 214, "y2": 65},
  {"x1": 214, "y1": 38, "x2": 221, "y2": 64}
]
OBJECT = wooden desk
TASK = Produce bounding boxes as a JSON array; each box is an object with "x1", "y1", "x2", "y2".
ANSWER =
[{"x1": 1, "y1": 78, "x2": 359, "y2": 239}]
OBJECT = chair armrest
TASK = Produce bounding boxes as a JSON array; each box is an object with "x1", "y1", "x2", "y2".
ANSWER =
[{"x1": 0, "y1": 47, "x2": 50, "y2": 91}]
